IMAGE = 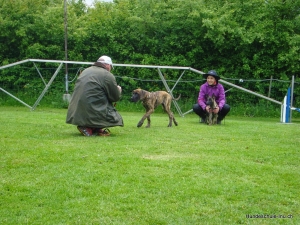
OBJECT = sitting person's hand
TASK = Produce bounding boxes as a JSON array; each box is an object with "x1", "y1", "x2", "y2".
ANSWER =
[
  {"x1": 213, "y1": 106, "x2": 219, "y2": 114},
  {"x1": 205, "y1": 106, "x2": 211, "y2": 113}
]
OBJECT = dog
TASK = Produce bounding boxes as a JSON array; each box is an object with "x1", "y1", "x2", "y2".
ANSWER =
[
  {"x1": 206, "y1": 95, "x2": 218, "y2": 125},
  {"x1": 130, "y1": 88, "x2": 180, "y2": 128}
]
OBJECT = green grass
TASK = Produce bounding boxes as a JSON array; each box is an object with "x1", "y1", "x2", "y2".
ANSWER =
[{"x1": 0, "y1": 106, "x2": 299, "y2": 225}]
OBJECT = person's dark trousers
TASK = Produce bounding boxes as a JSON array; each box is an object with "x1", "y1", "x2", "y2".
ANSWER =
[{"x1": 193, "y1": 103, "x2": 231, "y2": 122}]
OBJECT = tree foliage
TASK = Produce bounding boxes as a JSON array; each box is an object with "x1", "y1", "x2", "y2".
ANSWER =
[{"x1": 0, "y1": 0, "x2": 299, "y2": 108}]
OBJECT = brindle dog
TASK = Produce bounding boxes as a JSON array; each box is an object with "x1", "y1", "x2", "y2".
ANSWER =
[
  {"x1": 206, "y1": 95, "x2": 218, "y2": 125},
  {"x1": 130, "y1": 88, "x2": 180, "y2": 128}
]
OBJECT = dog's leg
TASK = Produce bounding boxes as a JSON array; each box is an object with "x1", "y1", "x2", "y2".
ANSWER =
[
  {"x1": 167, "y1": 111, "x2": 174, "y2": 127},
  {"x1": 167, "y1": 102, "x2": 178, "y2": 126},
  {"x1": 169, "y1": 110, "x2": 178, "y2": 126},
  {"x1": 172, "y1": 115, "x2": 178, "y2": 126},
  {"x1": 208, "y1": 112, "x2": 213, "y2": 125},
  {"x1": 162, "y1": 102, "x2": 176, "y2": 127},
  {"x1": 212, "y1": 113, "x2": 218, "y2": 125},
  {"x1": 212, "y1": 97, "x2": 218, "y2": 125},
  {"x1": 167, "y1": 110, "x2": 173, "y2": 127},
  {"x1": 145, "y1": 115, "x2": 151, "y2": 128},
  {"x1": 169, "y1": 95, "x2": 179, "y2": 126},
  {"x1": 137, "y1": 108, "x2": 154, "y2": 128}
]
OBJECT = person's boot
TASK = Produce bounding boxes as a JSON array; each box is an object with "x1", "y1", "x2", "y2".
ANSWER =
[{"x1": 217, "y1": 117, "x2": 224, "y2": 125}]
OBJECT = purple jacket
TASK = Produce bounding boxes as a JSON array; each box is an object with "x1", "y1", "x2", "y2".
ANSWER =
[{"x1": 197, "y1": 82, "x2": 226, "y2": 110}]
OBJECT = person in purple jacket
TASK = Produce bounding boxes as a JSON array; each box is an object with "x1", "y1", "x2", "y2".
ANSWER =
[{"x1": 193, "y1": 70, "x2": 230, "y2": 124}]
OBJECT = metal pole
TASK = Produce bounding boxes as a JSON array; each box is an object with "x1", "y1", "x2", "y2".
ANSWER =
[
  {"x1": 63, "y1": 0, "x2": 71, "y2": 103},
  {"x1": 286, "y1": 87, "x2": 291, "y2": 122},
  {"x1": 268, "y1": 75, "x2": 272, "y2": 98},
  {"x1": 290, "y1": 75, "x2": 294, "y2": 122},
  {"x1": 31, "y1": 63, "x2": 64, "y2": 110},
  {"x1": 219, "y1": 79, "x2": 281, "y2": 105},
  {"x1": 157, "y1": 68, "x2": 183, "y2": 116},
  {"x1": 64, "y1": 0, "x2": 68, "y2": 94},
  {"x1": 0, "y1": 87, "x2": 32, "y2": 109}
]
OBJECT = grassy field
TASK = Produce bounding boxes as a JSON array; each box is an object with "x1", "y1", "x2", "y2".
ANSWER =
[{"x1": 0, "y1": 106, "x2": 299, "y2": 225}]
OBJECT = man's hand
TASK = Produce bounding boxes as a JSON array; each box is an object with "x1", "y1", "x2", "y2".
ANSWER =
[{"x1": 117, "y1": 85, "x2": 122, "y2": 93}]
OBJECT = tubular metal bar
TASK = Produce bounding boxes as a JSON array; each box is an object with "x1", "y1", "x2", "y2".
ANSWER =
[
  {"x1": 33, "y1": 62, "x2": 47, "y2": 86},
  {"x1": 157, "y1": 68, "x2": 171, "y2": 93},
  {"x1": 290, "y1": 75, "x2": 295, "y2": 122},
  {"x1": 0, "y1": 59, "x2": 30, "y2": 70},
  {"x1": 189, "y1": 68, "x2": 206, "y2": 75},
  {"x1": 0, "y1": 59, "x2": 31, "y2": 70},
  {"x1": 31, "y1": 63, "x2": 64, "y2": 110},
  {"x1": 1, "y1": 59, "x2": 286, "y2": 116},
  {"x1": 157, "y1": 68, "x2": 183, "y2": 116},
  {"x1": 28, "y1": 59, "x2": 194, "y2": 69},
  {"x1": 113, "y1": 64, "x2": 191, "y2": 70},
  {"x1": 1, "y1": 59, "x2": 203, "y2": 71},
  {"x1": 182, "y1": 108, "x2": 194, "y2": 116},
  {"x1": 0, "y1": 87, "x2": 33, "y2": 109},
  {"x1": 1, "y1": 59, "x2": 201, "y2": 113},
  {"x1": 173, "y1": 100, "x2": 183, "y2": 117},
  {"x1": 170, "y1": 70, "x2": 185, "y2": 93},
  {"x1": 219, "y1": 79, "x2": 281, "y2": 105},
  {"x1": 225, "y1": 88, "x2": 234, "y2": 93},
  {"x1": 28, "y1": 59, "x2": 93, "y2": 65}
]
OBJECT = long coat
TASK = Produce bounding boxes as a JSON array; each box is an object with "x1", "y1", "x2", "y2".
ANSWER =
[{"x1": 66, "y1": 63, "x2": 124, "y2": 129}]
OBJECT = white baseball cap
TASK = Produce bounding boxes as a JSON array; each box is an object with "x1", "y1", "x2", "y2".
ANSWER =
[{"x1": 97, "y1": 55, "x2": 113, "y2": 68}]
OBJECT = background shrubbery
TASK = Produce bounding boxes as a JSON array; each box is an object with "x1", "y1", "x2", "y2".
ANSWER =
[{"x1": 0, "y1": 0, "x2": 299, "y2": 117}]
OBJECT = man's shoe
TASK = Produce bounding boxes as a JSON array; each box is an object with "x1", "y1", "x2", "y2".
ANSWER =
[
  {"x1": 217, "y1": 120, "x2": 222, "y2": 125},
  {"x1": 200, "y1": 118, "x2": 206, "y2": 123},
  {"x1": 77, "y1": 126, "x2": 93, "y2": 136},
  {"x1": 98, "y1": 128, "x2": 110, "y2": 136}
]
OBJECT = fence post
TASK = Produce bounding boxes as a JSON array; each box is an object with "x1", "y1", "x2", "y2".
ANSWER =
[
  {"x1": 285, "y1": 87, "x2": 291, "y2": 123},
  {"x1": 268, "y1": 75, "x2": 272, "y2": 98}
]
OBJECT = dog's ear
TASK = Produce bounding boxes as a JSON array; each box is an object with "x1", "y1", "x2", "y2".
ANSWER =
[{"x1": 139, "y1": 89, "x2": 146, "y2": 99}]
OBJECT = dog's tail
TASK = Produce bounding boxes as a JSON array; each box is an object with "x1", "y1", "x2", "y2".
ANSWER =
[{"x1": 173, "y1": 94, "x2": 181, "y2": 101}]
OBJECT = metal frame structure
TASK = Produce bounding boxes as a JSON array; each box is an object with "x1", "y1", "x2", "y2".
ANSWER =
[
  {"x1": 0, "y1": 59, "x2": 206, "y2": 114},
  {"x1": 0, "y1": 59, "x2": 289, "y2": 118}
]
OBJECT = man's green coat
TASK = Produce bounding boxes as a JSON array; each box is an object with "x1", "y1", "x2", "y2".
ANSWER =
[{"x1": 66, "y1": 63, "x2": 123, "y2": 128}]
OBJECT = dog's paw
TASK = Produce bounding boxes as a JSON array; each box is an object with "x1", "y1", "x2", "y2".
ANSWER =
[{"x1": 137, "y1": 121, "x2": 143, "y2": 128}]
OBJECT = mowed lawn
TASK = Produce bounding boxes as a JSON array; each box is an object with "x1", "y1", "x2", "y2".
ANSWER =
[{"x1": 0, "y1": 106, "x2": 299, "y2": 225}]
